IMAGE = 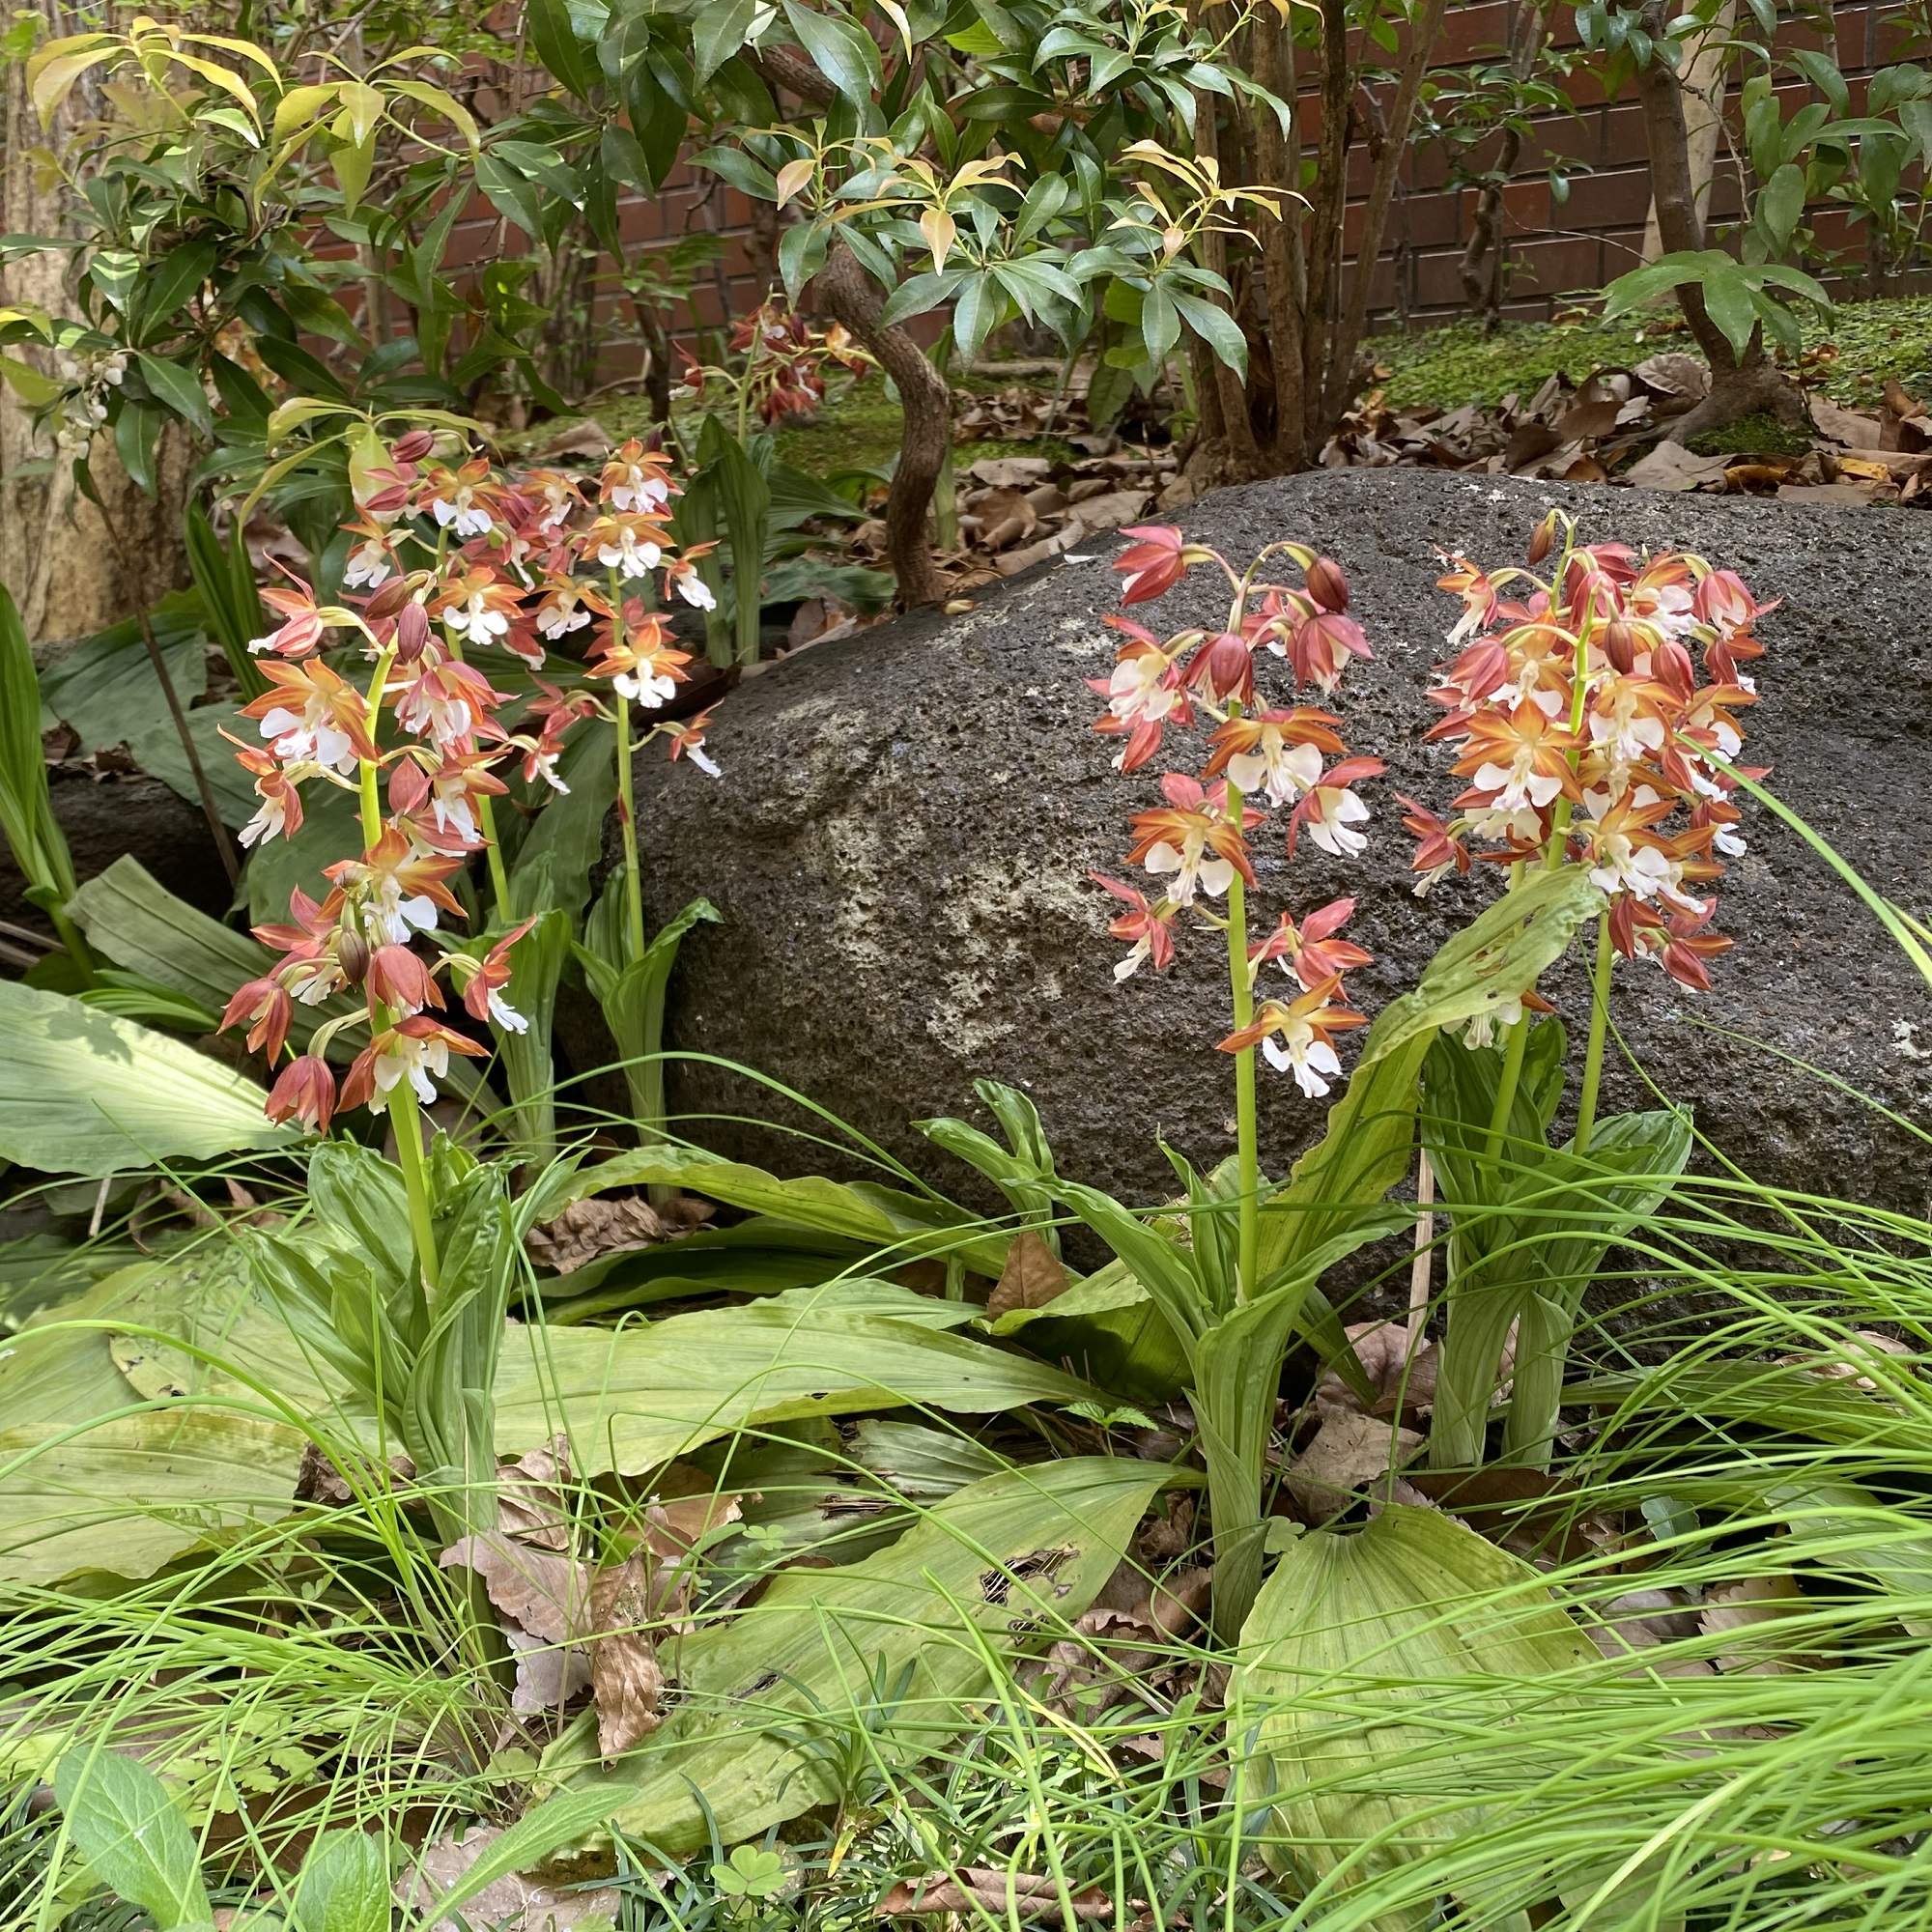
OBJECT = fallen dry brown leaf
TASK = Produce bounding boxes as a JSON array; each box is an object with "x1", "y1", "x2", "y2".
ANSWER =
[
  {"x1": 878, "y1": 1870, "x2": 1113, "y2": 1920},
  {"x1": 1286, "y1": 1410, "x2": 1423, "y2": 1520},
  {"x1": 1700, "y1": 1574, "x2": 1812, "y2": 1674},
  {"x1": 401, "y1": 1825, "x2": 620, "y2": 1932},
  {"x1": 986, "y1": 1230, "x2": 1071, "y2": 1321},
  {"x1": 1315, "y1": 1319, "x2": 1438, "y2": 1418},
  {"x1": 523, "y1": 1190, "x2": 713, "y2": 1275},
  {"x1": 587, "y1": 1551, "x2": 664, "y2": 1755}
]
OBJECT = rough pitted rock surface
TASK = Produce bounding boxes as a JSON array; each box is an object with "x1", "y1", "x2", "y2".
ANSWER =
[
  {"x1": 0, "y1": 770, "x2": 228, "y2": 936},
  {"x1": 634, "y1": 469, "x2": 1932, "y2": 1222}
]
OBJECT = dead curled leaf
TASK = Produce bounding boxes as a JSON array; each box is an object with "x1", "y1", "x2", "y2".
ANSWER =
[
  {"x1": 1285, "y1": 1410, "x2": 1422, "y2": 1520},
  {"x1": 1776, "y1": 1329, "x2": 1915, "y2": 1391},
  {"x1": 986, "y1": 1230, "x2": 1070, "y2": 1321},
  {"x1": 1315, "y1": 1320, "x2": 1437, "y2": 1417},
  {"x1": 401, "y1": 1824, "x2": 620, "y2": 1932},
  {"x1": 439, "y1": 1466, "x2": 738, "y2": 1748},
  {"x1": 588, "y1": 1553, "x2": 664, "y2": 1756},
  {"x1": 497, "y1": 1437, "x2": 574, "y2": 1549},
  {"x1": 1037, "y1": 1562, "x2": 1212, "y2": 1711},
  {"x1": 877, "y1": 1871, "x2": 1113, "y2": 1920},
  {"x1": 1700, "y1": 1574, "x2": 1815, "y2": 1674},
  {"x1": 523, "y1": 1191, "x2": 713, "y2": 1274},
  {"x1": 294, "y1": 1441, "x2": 416, "y2": 1506}
]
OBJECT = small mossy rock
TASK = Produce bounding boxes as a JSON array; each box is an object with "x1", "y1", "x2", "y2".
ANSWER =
[{"x1": 633, "y1": 470, "x2": 1932, "y2": 1227}]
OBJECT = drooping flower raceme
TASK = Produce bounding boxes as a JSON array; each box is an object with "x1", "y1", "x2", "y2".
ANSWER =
[
  {"x1": 1411, "y1": 512, "x2": 1767, "y2": 1004},
  {"x1": 219, "y1": 429, "x2": 724, "y2": 1132},
  {"x1": 1087, "y1": 527, "x2": 1384, "y2": 1099}
]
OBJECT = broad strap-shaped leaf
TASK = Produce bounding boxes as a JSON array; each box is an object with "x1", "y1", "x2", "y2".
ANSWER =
[
  {"x1": 0, "y1": 980, "x2": 296, "y2": 1177},
  {"x1": 494, "y1": 1293, "x2": 1100, "y2": 1474},
  {"x1": 1252, "y1": 878, "x2": 1592, "y2": 1294},
  {"x1": 0, "y1": 580, "x2": 78, "y2": 903},
  {"x1": 478, "y1": 1459, "x2": 1169, "y2": 1870},
  {"x1": 0, "y1": 1406, "x2": 307, "y2": 1588},
  {"x1": 565, "y1": 1144, "x2": 1011, "y2": 1280},
  {"x1": 1234, "y1": 1506, "x2": 1596, "y2": 1929},
  {"x1": 1360, "y1": 867, "x2": 1604, "y2": 1069},
  {"x1": 1429, "y1": 1102, "x2": 1692, "y2": 1470},
  {"x1": 69, "y1": 856, "x2": 355, "y2": 1043},
  {"x1": 1052, "y1": 1179, "x2": 1207, "y2": 1355}
]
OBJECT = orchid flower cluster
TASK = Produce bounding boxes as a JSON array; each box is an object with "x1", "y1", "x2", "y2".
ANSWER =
[
  {"x1": 1087, "y1": 525, "x2": 1385, "y2": 1099},
  {"x1": 673, "y1": 298, "x2": 870, "y2": 428},
  {"x1": 1405, "y1": 509, "x2": 1768, "y2": 1025},
  {"x1": 218, "y1": 428, "x2": 724, "y2": 1136}
]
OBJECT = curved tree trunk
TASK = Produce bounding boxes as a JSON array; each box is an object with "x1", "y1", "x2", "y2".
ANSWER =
[
  {"x1": 1634, "y1": 1, "x2": 1809, "y2": 442},
  {"x1": 810, "y1": 242, "x2": 948, "y2": 610},
  {"x1": 753, "y1": 43, "x2": 946, "y2": 609},
  {"x1": 1, "y1": 9, "x2": 191, "y2": 643}
]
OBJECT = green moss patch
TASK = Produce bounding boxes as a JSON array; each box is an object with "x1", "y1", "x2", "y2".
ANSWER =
[{"x1": 1374, "y1": 294, "x2": 1932, "y2": 414}]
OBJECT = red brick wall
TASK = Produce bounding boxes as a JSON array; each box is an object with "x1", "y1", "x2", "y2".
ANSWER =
[{"x1": 1368, "y1": 0, "x2": 1914, "y2": 327}]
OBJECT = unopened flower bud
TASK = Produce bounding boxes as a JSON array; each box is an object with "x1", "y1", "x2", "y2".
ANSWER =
[
  {"x1": 395, "y1": 602, "x2": 430, "y2": 663},
  {"x1": 1601, "y1": 618, "x2": 1640, "y2": 675},
  {"x1": 1185, "y1": 630, "x2": 1256, "y2": 705},
  {"x1": 391, "y1": 429, "x2": 435, "y2": 463},
  {"x1": 1652, "y1": 638, "x2": 1696, "y2": 699},
  {"x1": 1304, "y1": 556, "x2": 1349, "y2": 613},
  {"x1": 335, "y1": 928, "x2": 370, "y2": 987},
  {"x1": 362, "y1": 576, "x2": 413, "y2": 622},
  {"x1": 1527, "y1": 510, "x2": 1559, "y2": 567},
  {"x1": 267, "y1": 1055, "x2": 336, "y2": 1134}
]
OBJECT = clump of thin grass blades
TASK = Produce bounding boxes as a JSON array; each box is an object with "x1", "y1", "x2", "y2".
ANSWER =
[{"x1": 6, "y1": 1151, "x2": 1932, "y2": 1931}]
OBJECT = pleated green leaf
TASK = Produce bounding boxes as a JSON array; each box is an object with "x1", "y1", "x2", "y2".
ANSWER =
[
  {"x1": 482, "y1": 1458, "x2": 1168, "y2": 1872},
  {"x1": 1235, "y1": 1505, "x2": 1597, "y2": 1931},
  {"x1": 0, "y1": 980, "x2": 296, "y2": 1176}
]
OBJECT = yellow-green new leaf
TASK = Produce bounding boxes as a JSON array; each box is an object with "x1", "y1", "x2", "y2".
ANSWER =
[
  {"x1": 272, "y1": 81, "x2": 340, "y2": 147},
  {"x1": 0, "y1": 980, "x2": 296, "y2": 1177},
  {"x1": 27, "y1": 38, "x2": 116, "y2": 125},
  {"x1": 384, "y1": 79, "x2": 479, "y2": 152},
  {"x1": 1234, "y1": 1505, "x2": 1596, "y2": 1930}
]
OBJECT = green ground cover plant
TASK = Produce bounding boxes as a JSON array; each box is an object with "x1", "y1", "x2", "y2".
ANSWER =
[{"x1": 2, "y1": 389, "x2": 1928, "y2": 1928}]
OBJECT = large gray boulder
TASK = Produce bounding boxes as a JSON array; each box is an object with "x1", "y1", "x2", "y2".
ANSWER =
[{"x1": 635, "y1": 469, "x2": 1932, "y2": 1224}]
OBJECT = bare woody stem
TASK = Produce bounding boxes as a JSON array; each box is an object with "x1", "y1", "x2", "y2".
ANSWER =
[{"x1": 810, "y1": 241, "x2": 949, "y2": 611}]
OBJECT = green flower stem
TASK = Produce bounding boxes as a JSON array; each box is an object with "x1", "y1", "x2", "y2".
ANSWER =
[
  {"x1": 1573, "y1": 909, "x2": 1614, "y2": 1155},
  {"x1": 358, "y1": 645, "x2": 440, "y2": 1291},
  {"x1": 605, "y1": 567, "x2": 648, "y2": 963},
  {"x1": 616, "y1": 688, "x2": 645, "y2": 962},
  {"x1": 441, "y1": 637, "x2": 514, "y2": 922},
  {"x1": 1486, "y1": 594, "x2": 1596, "y2": 1165},
  {"x1": 1224, "y1": 781, "x2": 1259, "y2": 1303},
  {"x1": 1485, "y1": 991, "x2": 1533, "y2": 1160}
]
